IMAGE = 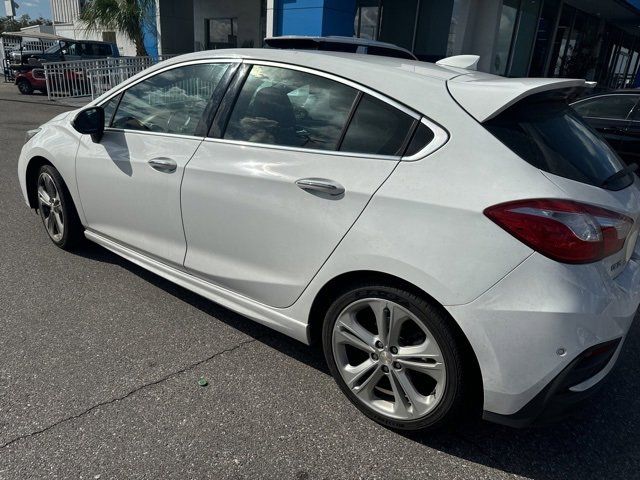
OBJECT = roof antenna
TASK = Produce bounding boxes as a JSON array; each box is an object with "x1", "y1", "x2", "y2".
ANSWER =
[{"x1": 436, "y1": 55, "x2": 480, "y2": 71}]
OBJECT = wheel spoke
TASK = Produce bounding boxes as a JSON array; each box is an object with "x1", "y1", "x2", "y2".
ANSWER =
[
  {"x1": 44, "y1": 175, "x2": 56, "y2": 197},
  {"x1": 343, "y1": 358, "x2": 378, "y2": 390},
  {"x1": 396, "y1": 341, "x2": 444, "y2": 382},
  {"x1": 53, "y1": 210, "x2": 64, "y2": 234},
  {"x1": 46, "y1": 212, "x2": 55, "y2": 234},
  {"x1": 353, "y1": 365, "x2": 384, "y2": 398},
  {"x1": 37, "y1": 187, "x2": 52, "y2": 206},
  {"x1": 367, "y1": 300, "x2": 389, "y2": 342},
  {"x1": 387, "y1": 305, "x2": 409, "y2": 346},
  {"x1": 388, "y1": 370, "x2": 413, "y2": 418},
  {"x1": 335, "y1": 312, "x2": 376, "y2": 353},
  {"x1": 391, "y1": 369, "x2": 432, "y2": 416}
]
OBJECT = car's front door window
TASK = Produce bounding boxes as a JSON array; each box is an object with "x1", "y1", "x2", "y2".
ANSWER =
[
  {"x1": 111, "y1": 63, "x2": 231, "y2": 136},
  {"x1": 224, "y1": 65, "x2": 358, "y2": 150}
]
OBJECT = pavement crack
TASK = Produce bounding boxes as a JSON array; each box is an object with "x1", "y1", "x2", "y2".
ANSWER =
[{"x1": 0, "y1": 337, "x2": 259, "y2": 450}]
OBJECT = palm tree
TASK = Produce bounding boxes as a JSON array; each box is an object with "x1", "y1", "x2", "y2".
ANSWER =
[{"x1": 80, "y1": 0, "x2": 154, "y2": 56}]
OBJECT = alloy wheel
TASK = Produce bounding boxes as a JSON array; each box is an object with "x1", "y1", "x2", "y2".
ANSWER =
[
  {"x1": 37, "y1": 172, "x2": 64, "y2": 242},
  {"x1": 331, "y1": 298, "x2": 446, "y2": 421}
]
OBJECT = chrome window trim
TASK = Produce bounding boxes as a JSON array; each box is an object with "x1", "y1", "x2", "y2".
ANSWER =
[
  {"x1": 95, "y1": 58, "x2": 240, "y2": 107},
  {"x1": 96, "y1": 56, "x2": 450, "y2": 160},
  {"x1": 103, "y1": 127, "x2": 205, "y2": 141},
  {"x1": 202, "y1": 136, "x2": 402, "y2": 160},
  {"x1": 401, "y1": 117, "x2": 449, "y2": 161},
  {"x1": 242, "y1": 59, "x2": 419, "y2": 120}
]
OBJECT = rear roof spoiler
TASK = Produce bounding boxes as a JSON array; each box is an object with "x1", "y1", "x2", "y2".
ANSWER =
[{"x1": 447, "y1": 73, "x2": 587, "y2": 122}]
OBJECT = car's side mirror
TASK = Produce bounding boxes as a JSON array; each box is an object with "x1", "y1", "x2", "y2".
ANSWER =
[{"x1": 73, "y1": 106, "x2": 104, "y2": 142}]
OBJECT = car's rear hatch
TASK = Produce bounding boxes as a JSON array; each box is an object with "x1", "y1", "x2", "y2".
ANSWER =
[{"x1": 448, "y1": 72, "x2": 640, "y2": 277}]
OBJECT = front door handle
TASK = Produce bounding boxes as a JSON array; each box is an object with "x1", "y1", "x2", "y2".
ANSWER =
[
  {"x1": 148, "y1": 157, "x2": 177, "y2": 173},
  {"x1": 296, "y1": 178, "x2": 345, "y2": 196}
]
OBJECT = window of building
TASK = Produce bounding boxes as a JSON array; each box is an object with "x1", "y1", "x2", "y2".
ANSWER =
[
  {"x1": 354, "y1": 0, "x2": 381, "y2": 40},
  {"x1": 224, "y1": 65, "x2": 357, "y2": 150},
  {"x1": 339, "y1": 94, "x2": 415, "y2": 156},
  {"x1": 206, "y1": 18, "x2": 238, "y2": 49},
  {"x1": 572, "y1": 95, "x2": 639, "y2": 120},
  {"x1": 102, "y1": 31, "x2": 117, "y2": 44},
  {"x1": 111, "y1": 63, "x2": 230, "y2": 135}
]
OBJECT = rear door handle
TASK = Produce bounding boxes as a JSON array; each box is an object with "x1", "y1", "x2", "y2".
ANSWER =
[
  {"x1": 295, "y1": 178, "x2": 345, "y2": 196},
  {"x1": 148, "y1": 157, "x2": 177, "y2": 173}
]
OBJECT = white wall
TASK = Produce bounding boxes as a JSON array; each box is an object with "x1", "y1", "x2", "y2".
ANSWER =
[{"x1": 53, "y1": 21, "x2": 137, "y2": 56}]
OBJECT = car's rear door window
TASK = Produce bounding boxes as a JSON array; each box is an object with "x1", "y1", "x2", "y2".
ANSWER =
[
  {"x1": 224, "y1": 65, "x2": 357, "y2": 150},
  {"x1": 572, "y1": 95, "x2": 638, "y2": 120},
  {"x1": 485, "y1": 98, "x2": 632, "y2": 190},
  {"x1": 111, "y1": 63, "x2": 230, "y2": 136},
  {"x1": 339, "y1": 94, "x2": 415, "y2": 155}
]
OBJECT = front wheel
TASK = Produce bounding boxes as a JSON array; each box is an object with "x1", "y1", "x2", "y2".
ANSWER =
[
  {"x1": 17, "y1": 79, "x2": 33, "y2": 95},
  {"x1": 36, "y1": 165, "x2": 84, "y2": 250},
  {"x1": 322, "y1": 285, "x2": 477, "y2": 432}
]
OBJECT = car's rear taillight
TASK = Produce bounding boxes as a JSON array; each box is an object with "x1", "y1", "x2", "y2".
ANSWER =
[{"x1": 484, "y1": 199, "x2": 633, "y2": 264}]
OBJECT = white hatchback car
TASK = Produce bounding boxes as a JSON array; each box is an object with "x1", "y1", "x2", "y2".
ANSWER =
[{"x1": 18, "y1": 49, "x2": 640, "y2": 431}]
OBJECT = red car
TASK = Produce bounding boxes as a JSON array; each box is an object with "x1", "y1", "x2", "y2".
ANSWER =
[
  {"x1": 14, "y1": 68, "x2": 47, "y2": 95},
  {"x1": 14, "y1": 67, "x2": 89, "y2": 95}
]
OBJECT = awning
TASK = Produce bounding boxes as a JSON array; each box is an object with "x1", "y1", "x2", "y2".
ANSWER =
[{"x1": 1, "y1": 31, "x2": 71, "y2": 41}]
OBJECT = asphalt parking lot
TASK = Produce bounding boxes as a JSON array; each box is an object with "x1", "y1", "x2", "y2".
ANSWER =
[{"x1": 1, "y1": 82, "x2": 640, "y2": 480}]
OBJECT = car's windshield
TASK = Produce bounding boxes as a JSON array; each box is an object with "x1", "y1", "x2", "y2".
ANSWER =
[{"x1": 485, "y1": 99, "x2": 632, "y2": 191}]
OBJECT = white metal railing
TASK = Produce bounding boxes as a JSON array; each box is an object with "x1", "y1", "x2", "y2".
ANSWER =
[
  {"x1": 44, "y1": 56, "x2": 174, "y2": 100},
  {"x1": 87, "y1": 63, "x2": 151, "y2": 99}
]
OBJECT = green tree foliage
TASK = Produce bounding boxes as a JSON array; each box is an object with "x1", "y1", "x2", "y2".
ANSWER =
[
  {"x1": 0, "y1": 14, "x2": 52, "y2": 34},
  {"x1": 80, "y1": 0, "x2": 154, "y2": 56}
]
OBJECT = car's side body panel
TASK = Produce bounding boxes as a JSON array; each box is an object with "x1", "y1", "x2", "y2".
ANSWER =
[
  {"x1": 182, "y1": 139, "x2": 399, "y2": 308},
  {"x1": 76, "y1": 129, "x2": 203, "y2": 266}
]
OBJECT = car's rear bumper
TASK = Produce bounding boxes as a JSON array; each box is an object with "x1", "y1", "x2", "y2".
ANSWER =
[
  {"x1": 483, "y1": 338, "x2": 623, "y2": 427},
  {"x1": 446, "y1": 250, "x2": 640, "y2": 419}
]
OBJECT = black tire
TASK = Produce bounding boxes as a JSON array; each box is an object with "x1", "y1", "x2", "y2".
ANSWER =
[
  {"x1": 36, "y1": 165, "x2": 85, "y2": 250},
  {"x1": 17, "y1": 79, "x2": 33, "y2": 95},
  {"x1": 322, "y1": 283, "x2": 479, "y2": 432}
]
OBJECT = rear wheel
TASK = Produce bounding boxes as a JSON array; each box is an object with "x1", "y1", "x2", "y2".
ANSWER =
[
  {"x1": 17, "y1": 79, "x2": 33, "y2": 95},
  {"x1": 322, "y1": 284, "x2": 477, "y2": 431},
  {"x1": 35, "y1": 165, "x2": 84, "y2": 250}
]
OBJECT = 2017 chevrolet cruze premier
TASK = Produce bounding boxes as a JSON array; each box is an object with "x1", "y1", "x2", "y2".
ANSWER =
[{"x1": 18, "y1": 49, "x2": 640, "y2": 431}]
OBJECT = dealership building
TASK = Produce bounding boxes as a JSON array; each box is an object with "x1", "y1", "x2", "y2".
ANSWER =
[{"x1": 51, "y1": 0, "x2": 640, "y2": 88}]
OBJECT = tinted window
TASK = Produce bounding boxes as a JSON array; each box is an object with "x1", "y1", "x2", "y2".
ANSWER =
[
  {"x1": 224, "y1": 65, "x2": 357, "y2": 150},
  {"x1": 112, "y1": 63, "x2": 229, "y2": 135},
  {"x1": 340, "y1": 94, "x2": 414, "y2": 155},
  {"x1": 630, "y1": 101, "x2": 640, "y2": 122},
  {"x1": 404, "y1": 122, "x2": 435, "y2": 156},
  {"x1": 101, "y1": 93, "x2": 121, "y2": 127},
  {"x1": 486, "y1": 100, "x2": 631, "y2": 190},
  {"x1": 572, "y1": 95, "x2": 637, "y2": 120}
]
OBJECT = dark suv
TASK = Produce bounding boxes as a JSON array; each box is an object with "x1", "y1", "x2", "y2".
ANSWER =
[{"x1": 9, "y1": 39, "x2": 119, "y2": 67}]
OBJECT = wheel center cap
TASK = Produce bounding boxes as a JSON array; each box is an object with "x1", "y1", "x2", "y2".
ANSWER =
[{"x1": 379, "y1": 350, "x2": 392, "y2": 364}]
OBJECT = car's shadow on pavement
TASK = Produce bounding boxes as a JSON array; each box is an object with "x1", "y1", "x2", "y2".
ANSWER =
[{"x1": 75, "y1": 241, "x2": 640, "y2": 480}]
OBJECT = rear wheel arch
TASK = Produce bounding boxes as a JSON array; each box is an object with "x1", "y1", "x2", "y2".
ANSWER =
[{"x1": 308, "y1": 270, "x2": 483, "y2": 397}]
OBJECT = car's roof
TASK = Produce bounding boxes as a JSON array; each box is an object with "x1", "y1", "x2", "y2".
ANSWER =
[{"x1": 264, "y1": 36, "x2": 417, "y2": 60}]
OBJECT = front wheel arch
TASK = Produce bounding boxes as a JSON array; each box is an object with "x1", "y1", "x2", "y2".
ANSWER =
[{"x1": 26, "y1": 156, "x2": 54, "y2": 209}]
